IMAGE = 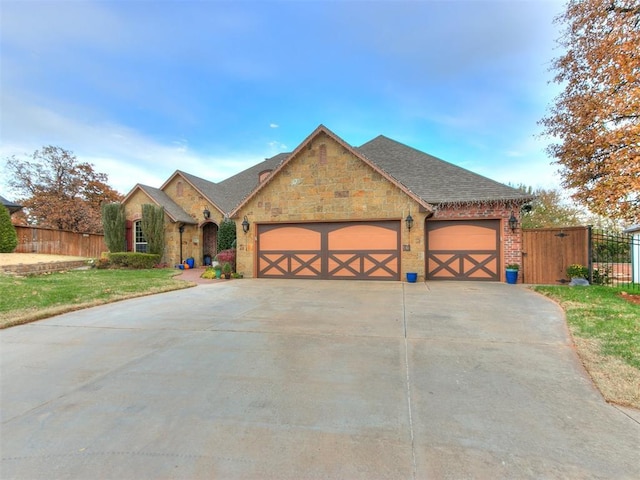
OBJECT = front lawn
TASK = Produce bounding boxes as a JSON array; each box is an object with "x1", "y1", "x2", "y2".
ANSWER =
[
  {"x1": 0, "y1": 269, "x2": 192, "y2": 329},
  {"x1": 534, "y1": 285, "x2": 640, "y2": 409}
]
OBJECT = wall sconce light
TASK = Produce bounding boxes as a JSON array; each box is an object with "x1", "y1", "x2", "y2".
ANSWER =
[
  {"x1": 203, "y1": 208, "x2": 210, "y2": 220},
  {"x1": 508, "y1": 211, "x2": 518, "y2": 232},
  {"x1": 242, "y1": 216, "x2": 250, "y2": 233},
  {"x1": 405, "y1": 213, "x2": 414, "y2": 231}
]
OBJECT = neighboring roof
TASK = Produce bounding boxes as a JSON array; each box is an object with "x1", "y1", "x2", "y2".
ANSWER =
[
  {"x1": 124, "y1": 184, "x2": 197, "y2": 224},
  {"x1": 0, "y1": 194, "x2": 22, "y2": 214},
  {"x1": 623, "y1": 224, "x2": 640, "y2": 234},
  {"x1": 357, "y1": 135, "x2": 532, "y2": 205}
]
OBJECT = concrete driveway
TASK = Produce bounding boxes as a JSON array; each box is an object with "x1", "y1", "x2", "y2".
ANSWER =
[{"x1": 1, "y1": 280, "x2": 638, "y2": 479}]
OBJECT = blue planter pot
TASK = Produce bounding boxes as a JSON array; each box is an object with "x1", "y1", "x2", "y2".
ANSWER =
[
  {"x1": 406, "y1": 272, "x2": 418, "y2": 283},
  {"x1": 506, "y1": 269, "x2": 518, "y2": 284}
]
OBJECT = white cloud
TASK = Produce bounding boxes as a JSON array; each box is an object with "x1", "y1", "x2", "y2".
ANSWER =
[
  {"x1": 270, "y1": 123, "x2": 279, "y2": 129},
  {"x1": 0, "y1": 94, "x2": 262, "y2": 195}
]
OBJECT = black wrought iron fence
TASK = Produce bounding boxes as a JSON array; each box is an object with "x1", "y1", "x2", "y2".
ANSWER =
[{"x1": 589, "y1": 227, "x2": 639, "y2": 291}]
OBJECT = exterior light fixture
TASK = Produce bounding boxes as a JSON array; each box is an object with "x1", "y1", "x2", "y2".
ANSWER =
[
  {"x1": 203, "y1": 208, "x2": 211, "y2": 220},
  {"x1": 405, "y1": 213, "x2": 414, "y2": 231},
  {"x1": 242, "y1": 216, "x2": 250, "y2": 233},
  {"x1": 508, "y1": 211, "x2": 518, "y2": 232}
]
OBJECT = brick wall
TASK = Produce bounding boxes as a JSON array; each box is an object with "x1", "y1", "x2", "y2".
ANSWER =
[{"x1": 235, "y1": 132, "x2": 427, "y2": 279}]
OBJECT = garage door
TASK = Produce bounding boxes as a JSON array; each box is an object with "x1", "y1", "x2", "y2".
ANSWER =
[
  {"x1": 427, "y1": 220, "x2": 500, "y2": 281},
  {"x1": 257, "y1": 221, "x2": 400, "y2": 280}
]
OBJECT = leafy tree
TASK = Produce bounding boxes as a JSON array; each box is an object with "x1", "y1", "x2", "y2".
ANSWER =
[
  {"x1": 4, "y1": 146, "x2": 123, "y2": 233},
  {"x1": 217, "y1": 218, "x2": 236, "y2": 251},
  {"x1": 141, "y1": 204, "x2": 165, "y2": 256},
  {"x1": 516, "y1": 185, "x2": 584, "y2": 228},
  {"x1": 0, "y1": 205, "x2": 18, "y2": 253},
  {"x1": 540, "y1": 0, "x2": 640, "y2": 223},
  {"x1": 101, "y1": 203, "x2": 126, "y2": 252}
]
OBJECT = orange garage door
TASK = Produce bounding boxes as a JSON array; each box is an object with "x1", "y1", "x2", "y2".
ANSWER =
[
  {"x1": 257, "y1": 221, "x2": 400, "y2": 280},
  {"x1": 427, "y1": 220, "x2": 500, "y2": 281}
]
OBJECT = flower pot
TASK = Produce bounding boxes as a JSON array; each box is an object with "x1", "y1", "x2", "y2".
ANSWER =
[
  {"x1": 406, "y1": 272, "x2": 418, "y2": 283},
  {"x1": 215, "y1": 269, "x2": 221, "y2": 279},
  {"x1": 186, "y1": 257, "x2": 195, "y2": 269},
  {"x1": 506, "y1": 269, "x2": 518, "y2": 284}
]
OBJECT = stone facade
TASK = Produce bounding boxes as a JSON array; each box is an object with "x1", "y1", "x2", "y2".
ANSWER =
[
  {"x1": 234, "y1": 132, "x2": 428, "y2": 279},
  {"x1": 123, "y1": 175, "x2": 224, "y2": 267}
]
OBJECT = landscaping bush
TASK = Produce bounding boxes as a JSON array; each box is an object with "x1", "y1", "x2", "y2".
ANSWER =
[
  {"x1": 0, "y1": 205, "x2": 18, "y2": 253},
  {"x1": 215, "y1": 249, "x2": 236, "y2": 271},
  {"x1": 567, "y1": 263, "x2": 589, "y2": 279},
  {"x1": 217, "y1": 219, "x2": 236, "y2": 251},
  {"x1": 108, "y1": 252, "x2": 161, "y2": 269},
  {"x1": 101, "y1": 202, "x2": 126, "y2": 252}
]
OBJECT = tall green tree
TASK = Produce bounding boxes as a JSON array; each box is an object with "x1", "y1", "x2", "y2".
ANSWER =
[
  {"x1": 4, "y1": 146, "x2": 123, "y2": 233},
  {"x1": 141, "y1": 204, "x2": 165, "y2": 256},
  {"x1": 0, "y1": 205, "x2": 19, "y2": 253},
  {"x1": 101, "y1": 203, "x2": 126, "y2": 252},
  {"x1": 540, "y1": 0, "x2": 639, "y2": 223}
]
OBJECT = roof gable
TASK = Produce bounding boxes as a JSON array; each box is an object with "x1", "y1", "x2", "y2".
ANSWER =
[
  {"x1": 357, "y1": 135, "x2": 532, "y2": 205},
  {"x1": 0, "y1": 194, "x2": 22, "y2": 214},
  {"x1": 229, "y1": 125, "x2": 434, "y2": 217},
  {"x1": 123, "y1": 184, "x2": 197, "y2": 224}
]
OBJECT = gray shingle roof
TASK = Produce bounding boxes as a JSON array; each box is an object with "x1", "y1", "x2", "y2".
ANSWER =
[
  {"x1": 357, "y1": 135, "x2": 532, "y2": 204},
  {"x1": 0, "y1": 194, "x2": 22, "y2": 214},
  {"x1": 137, "y1": 185, "x2": 197, "y2": 224},
  {"x1": 217, "y1": 153, "x2": 289, "y2": 209}
]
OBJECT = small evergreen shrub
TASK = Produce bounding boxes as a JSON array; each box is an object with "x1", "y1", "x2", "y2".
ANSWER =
[
  {"x1": 0, "y1": 205, "x2": 18, "y2": 253},
  {"x1": 101, "y1": 203, "x2": 126, "y2": 252},
  {"x1": 217, "y1": 219, "x2": 236, "y2": 251},
  {"x1": 108, "y1": 252, "x2": 161, "y2": 269}
]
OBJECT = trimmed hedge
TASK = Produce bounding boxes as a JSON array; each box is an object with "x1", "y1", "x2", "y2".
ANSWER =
[{"x1": 108, "y1": 252, "x2": 161, "y2": 269}]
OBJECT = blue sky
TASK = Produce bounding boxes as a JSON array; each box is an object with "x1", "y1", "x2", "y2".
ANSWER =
[{"x1": 1, "y1": 0, "x2": 565, "y2": 196}]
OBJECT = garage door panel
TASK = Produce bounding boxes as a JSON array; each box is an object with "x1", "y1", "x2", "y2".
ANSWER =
[
  {"x1": 427, "y1": 220, "x2": 500, "y2": 281},
  {"x1": 258, "y1": 222, "x2": 400, "y2": 280},
  {"x1": 259, "y1": 226, "x2": 321, "y2": 250}
]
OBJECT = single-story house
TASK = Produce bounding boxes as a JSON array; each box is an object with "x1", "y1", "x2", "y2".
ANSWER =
[
  {"x1": 1, "y1": 194, "x2": 23, "y2": 215},
  {"x1": 122, "y1": 125, "x2": 532, "y2": 282}
]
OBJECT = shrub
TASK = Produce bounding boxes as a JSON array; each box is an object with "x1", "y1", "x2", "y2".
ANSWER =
[
  {"x1": 141, "y1": 204, "x2": 165, "y2": 256},
  {"x1": 592, "y1": 267, "x2": 611, "y2": 285},
  {"x1": 0, "y1": 205, "x2": 18, "y2": 253},
  {"x1": 222, "y1": 262, "x2": 232, "y2": 276},
  {"x1": 567, "y1": 264, "x2": 589, "y2": 279},
  {"x1": 201, "y1": 267, "x2": 217, "y2": 279},
  {"x1": 506, "y1": 263, "x2": 520, "y2": 270},
  {"x1": 215, "y1": 249, "x2": 236, "y2": 271},
  {"x1": 217, "y1": 218, "x2": 236, "y2": 251},
  {"x1": 108, "y1": 252, "x2": 161, "y2": 269},
  {"x1": 101, "y1": 203, "x2": 126, "y2": 252}
]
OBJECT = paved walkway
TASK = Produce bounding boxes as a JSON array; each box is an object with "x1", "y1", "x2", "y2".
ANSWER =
[{"x1": 1, "y1": 280, "x2": 638, "y2": 479}]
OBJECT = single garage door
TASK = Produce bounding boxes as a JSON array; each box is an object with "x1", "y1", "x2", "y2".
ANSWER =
[
  {"x1": 427, "y1": 220, "x2": 500, "y2": 281},
  {"x1": 257, "y1": 221, "x2": 400, "y2": 280}
]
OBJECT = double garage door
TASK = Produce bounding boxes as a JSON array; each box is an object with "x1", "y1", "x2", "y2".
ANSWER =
[
  {"x1": 257, "y1": 219, "x2": 500, "y2": 281},
  {"x1": 426, "y1": 220, "x2": 500, "y2": 281},
  {"x1": 257, "y1": 221, "x2": 400, "y2": 280}
]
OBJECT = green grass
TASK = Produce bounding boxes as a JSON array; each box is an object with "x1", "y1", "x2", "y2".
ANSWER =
[
  {"x1": 534, "y1": 285, "x2": 640, "y2": 369},
  {"x1": 0, "y1": 269, "x2": 192, "y2": 328}
]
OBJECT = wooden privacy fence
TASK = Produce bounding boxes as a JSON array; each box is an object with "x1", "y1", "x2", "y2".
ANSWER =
[
  {"x1": 522, "y1": 227, "x2": 589, "y2": 285},
  {"x1": 14, "y1": 226, "x2": 108, "y2": 258}
]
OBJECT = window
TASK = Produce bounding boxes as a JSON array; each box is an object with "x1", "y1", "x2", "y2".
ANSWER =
[
  {"x1": 134, "y1": 220, "x2": 148, "y2": 253},
  {"x1": 176, "y1": 181, "x2": 184, "y2": 197}
]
